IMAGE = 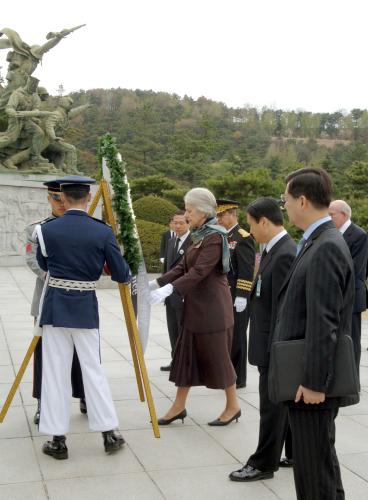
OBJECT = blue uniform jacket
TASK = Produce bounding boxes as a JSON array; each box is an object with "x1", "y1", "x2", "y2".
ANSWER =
[{"x1": 36, "y1": 210, "x2": 131, "y2": 329}]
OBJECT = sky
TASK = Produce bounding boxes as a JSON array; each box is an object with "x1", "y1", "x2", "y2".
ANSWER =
[{"x1": 1, "y1": 0, "x2": 368, "y2": 113}]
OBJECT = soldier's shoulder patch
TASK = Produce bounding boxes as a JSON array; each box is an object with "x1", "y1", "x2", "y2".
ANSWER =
[
  {"x1": 40, "y1": 216, "x2": 55, "y2": 225},
  {"x1": 238, "y1": 228, "x2": 250, "y2": 238},
  {"x1": 27, "y1": 216, "x2": 52, "y2": 228},
  {"x1": 27, "y1": 218, "x2": 43, "y2": 227},
  {"x1": 90, "y1": 216, "x2": 111, "y2": 227}
]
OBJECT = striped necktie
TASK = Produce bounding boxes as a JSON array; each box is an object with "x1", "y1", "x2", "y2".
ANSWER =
[{"x1": 260, "y1": 248, "x2": 267, "y2": 263}]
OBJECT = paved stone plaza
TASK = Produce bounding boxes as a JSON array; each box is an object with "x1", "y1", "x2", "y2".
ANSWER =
[{"x1": 0, "y1": 267, "x2": 367, "y2": 500}]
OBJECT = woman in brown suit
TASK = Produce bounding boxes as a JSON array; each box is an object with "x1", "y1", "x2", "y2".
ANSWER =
[{"x1": 150, "y1": 188, "x2": 241, "y2": 426}]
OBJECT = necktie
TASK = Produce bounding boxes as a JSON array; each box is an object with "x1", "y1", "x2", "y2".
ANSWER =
[
  {"x1": 174, "y1": 238, "x2": 180, "y2": 254},
  {"x1": 260, "y1": 248, "x2": 267, "y2": 263},
  {"x1": 296, "y1": 237, "x2": 307, "y2": 256}
]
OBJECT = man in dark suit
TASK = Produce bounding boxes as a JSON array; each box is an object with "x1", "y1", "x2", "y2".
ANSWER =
[
  {"x1": 273, "y1": 168, "x2": 357, "y2": 500},
  {"x1": 329, "y1": 200, "x2": 368, "y2": 377},
  {"x1": 161, "y1": 210, "x2": 191, "y2": 371},
  {"x1": 229, "y1": 197, "x2": 296, "y2": 482},
  {"x1": 217, "y1": 200, "x2": 255, "y2": 388},
  {"x1": 159, "y1": 216, "x2": 176, "y2": 265}
]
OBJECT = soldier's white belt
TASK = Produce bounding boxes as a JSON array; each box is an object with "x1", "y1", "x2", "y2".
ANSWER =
[{"x1": 49, "y1": 277, "x2": 97, "y2": 292}]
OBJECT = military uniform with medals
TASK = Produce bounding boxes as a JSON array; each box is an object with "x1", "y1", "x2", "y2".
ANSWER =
[{"x1": 217, "y1": 200, "x2": 255, "y2": 388}]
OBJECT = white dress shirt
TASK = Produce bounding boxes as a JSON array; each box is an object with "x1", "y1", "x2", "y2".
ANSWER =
[
  {"x1": 266, "y1": 229, "x2": 288, "y2": 253},
  {"x1": 339, "y1": 219, "x2": 351, "y2": 235}
]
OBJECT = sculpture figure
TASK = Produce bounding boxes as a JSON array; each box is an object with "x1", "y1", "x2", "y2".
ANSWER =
[
  {"x1": 0, "y1": 25, "x2": 87, "y2": 173},
  {"x1": 0, "y1": 26, "x2": 85, "y2": 109},
  {"x1": 42, "y1": 96, "x2": 90, "y2": 173},
  {"x1": 0, "y1": 76, "x2": 56, "y2": 170}
]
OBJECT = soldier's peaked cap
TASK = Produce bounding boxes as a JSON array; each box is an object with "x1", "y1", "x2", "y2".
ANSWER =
[
  {"x1": 43, "y1": 180, "x2": 61, "y2": 192},
  {"x1": 55, "y1": 175, "x2": 96, "y2": 187},
  {"x1": 216, "y1": 198, "x2": 240, "y2": 214},
  {"x1": 55, "y1": 175, "x2": 96, "y2": 186}
]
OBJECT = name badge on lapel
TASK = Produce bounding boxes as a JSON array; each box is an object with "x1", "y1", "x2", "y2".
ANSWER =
[{"x1": 256, "y1": 275, "x2": 262, "y2": 297}]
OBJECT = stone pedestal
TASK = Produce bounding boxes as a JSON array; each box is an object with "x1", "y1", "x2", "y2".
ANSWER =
[{"x1": 0, "y1": 173, "x2": 101, "y2": 267}]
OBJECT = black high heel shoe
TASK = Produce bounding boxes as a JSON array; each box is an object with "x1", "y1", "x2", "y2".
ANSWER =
[
  {"x1": 157, "y1": 409, "x2": 187, "y2": 425},
  {"x1": 208, "y1": 409, "x2": 241, "y2": 426}
]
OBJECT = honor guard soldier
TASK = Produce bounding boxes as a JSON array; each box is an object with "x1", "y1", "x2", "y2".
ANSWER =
[
  {"x1": 25, "y1": 180, "x2": 86, "y2": 425},
  {"x1": 217, "y1": 199, "x2": 255, "y2": 388},
  {"x1": 35, "y1": 175, "x2": 131, "y2": 459}
]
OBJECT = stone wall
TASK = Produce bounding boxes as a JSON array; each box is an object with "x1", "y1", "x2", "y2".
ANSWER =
[{"x1": 0, "y1": 174, "x2": 101, "y2": 266}]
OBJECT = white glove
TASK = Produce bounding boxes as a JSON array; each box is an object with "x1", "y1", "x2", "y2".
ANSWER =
[
  {"x1": 234, "y1": 296, "x2": 247, "y2": 313},
  {"x1": 149, "y1": 284, "x2": 173, "y2": 305},
  {"x1": 160, "y1": 257, "x2": 164, "y2": 264},
  {"x1": 149, "y1": 279, "x2": 159, "y2": 291}
]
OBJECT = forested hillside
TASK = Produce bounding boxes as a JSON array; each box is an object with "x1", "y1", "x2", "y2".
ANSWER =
[{"x1": 67, "y1": 88, "x2": 368, "y2": 230}]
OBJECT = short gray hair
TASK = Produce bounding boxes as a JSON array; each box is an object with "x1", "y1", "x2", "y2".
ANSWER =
[
  {"x1": 184, "y1": 188, "x2": 217, "y2": 217},
  {"x1": 331, "y1": 199, "x2": 352, "y2": 218}
]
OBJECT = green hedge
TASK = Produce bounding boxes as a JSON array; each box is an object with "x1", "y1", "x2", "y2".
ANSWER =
[
  {"x1": 130, "y1": 175, "x2": 178, "y2": 201},
  {"x1": 133, "y1": 195, "x2": 178, "y2": 225},
  {"x1": 136, "y1": 219, "x2": 166, "y2": 272},
  {"x1": 161, "y1": 188, "x2": 187, "y2": 208}
]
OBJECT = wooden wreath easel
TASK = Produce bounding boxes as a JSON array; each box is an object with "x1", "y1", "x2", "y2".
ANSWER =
[
  {"x1": 0, "y1": 179, "x2": 160, "y2": 438},
  {"x1": 89, "y1": 179, "x2": 160, "y2": 437}
]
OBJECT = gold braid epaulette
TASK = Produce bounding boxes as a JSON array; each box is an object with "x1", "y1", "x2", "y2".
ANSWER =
[
  {"x1": 238, "y1": 228, "x2": 250, "y2": 238},
  {"x1": 237, "y1": 278, "x2": 253, "y2": 291}
]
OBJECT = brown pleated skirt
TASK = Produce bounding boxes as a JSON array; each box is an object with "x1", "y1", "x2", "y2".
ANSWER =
[{"x1": 169, "y1": 326, "x2": 236, "y2": 389}]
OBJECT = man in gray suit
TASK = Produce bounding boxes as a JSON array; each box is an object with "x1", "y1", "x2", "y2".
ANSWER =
[
  {"x1": 25, "y1": 180, "x2": 86, "y2": 424},
  {"x1": 274, "y1": 168, "x2": 357, "y2": 500},
  {"x1": 329, "y1": 200, "x2": 368, "y2": 377}
]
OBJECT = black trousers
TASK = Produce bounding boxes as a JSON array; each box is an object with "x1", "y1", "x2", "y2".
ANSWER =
[
  {"x1": 289, "y1": 407, "x2": 344, "y2": 500},
  {"x1": 231, "y1": 307, "x2": 249, "y2": 385},
  {"x1": 351, "y1": 312, "x2": 362, "y2": 379},
  {"x1": 247, "y1": 367, "x2": 290, "y2": 471},
  {"x1": 33, "y1": 337, "x2": 85, "y2": 399},
  {"x1": 284, "y1": 424, "x2": 293, "y2": 459},
  {"x1": 165, "y1": 298, "x2": 183, "y2": 358}
]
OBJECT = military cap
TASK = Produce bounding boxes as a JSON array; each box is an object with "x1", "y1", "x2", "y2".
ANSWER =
[
  {"x1": 216, "y1": 198, "x2": 240, "y2": 214},
  {"x1": 54, "y1": 175, "x2": 96, "y2": 186},
  {"x1": 53, "y1": 175, "x2": 96, "y2": 196},
  {"x1": 43, "y1": 180, "x2": 61, "y2": 193}
]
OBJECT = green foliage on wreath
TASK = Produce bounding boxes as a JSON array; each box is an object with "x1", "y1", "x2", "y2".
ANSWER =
[
  {"x1": 136, "y1": 219, "x2": 166, "y2": 273},
  {"x1": 133, "y1": 195, "x2": 178, "y2": 225},
  {"x1": 98, "y1": 134, "x2": 141, "y2": 275}
]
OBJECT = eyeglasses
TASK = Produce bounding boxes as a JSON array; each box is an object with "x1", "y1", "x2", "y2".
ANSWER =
[{"x1": 49, "y1": 193, "x2": 62, "y2": 202}]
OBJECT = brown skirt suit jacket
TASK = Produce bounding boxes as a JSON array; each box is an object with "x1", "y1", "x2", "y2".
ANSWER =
[{"x1": 157, "y1": 232, "x2": 236, "y2": 389}]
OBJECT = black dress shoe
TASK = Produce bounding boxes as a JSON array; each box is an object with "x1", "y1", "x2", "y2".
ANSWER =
[
  {"x1": 229, "y1": 464, "x2": 274, "y2": 482},
  {"x1": 208, "y1": 409, "x2": 241, "y2": 426},
  {"x1": 157, "y1": 409, "x2": 187, "y2": 425},
  {"x1": 160, "y1": 364, "x2": 172, "y2": 372},
  {"x1": 102, "y1": 430, "x2": 125, "y2": 453},
  {"x1": 33, "y1": 399, "x2": 41, "y2": 425},
  {"x1": 79, "y1": 398, "x2": 87, "y2": 415},
  {"x1": 279, "y1": 457, "x2": 293, "y2": 467},
  {"x1": 42, "y1": 435, "x2": 68, "y2": 460},
  {"x1": 236, "y1": 382, "x2": 246, "y2": 389}
]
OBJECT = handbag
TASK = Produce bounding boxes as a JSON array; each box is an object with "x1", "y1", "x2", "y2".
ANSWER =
[{"x1": 268, "y1": 334, "x2": 359, "y2": 404}]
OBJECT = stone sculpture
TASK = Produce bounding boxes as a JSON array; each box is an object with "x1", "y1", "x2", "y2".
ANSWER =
[{"x1": 0, "y1": 25, "x2": 87, "y2": 173}]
